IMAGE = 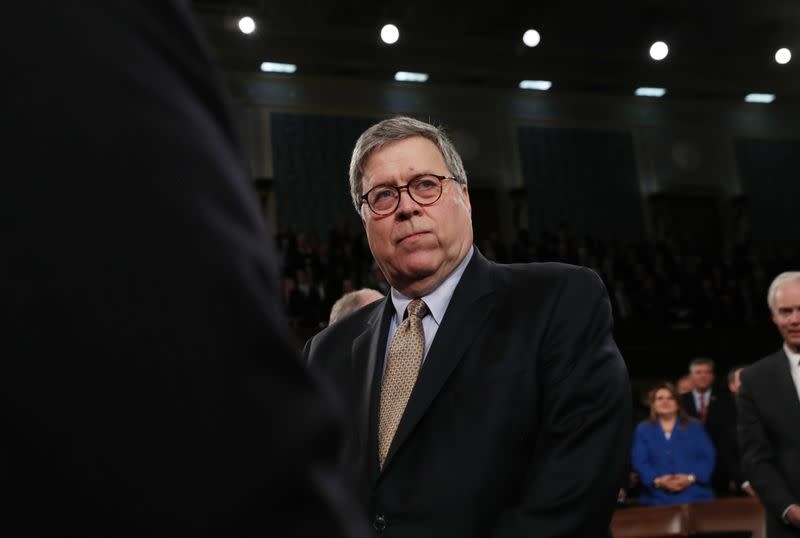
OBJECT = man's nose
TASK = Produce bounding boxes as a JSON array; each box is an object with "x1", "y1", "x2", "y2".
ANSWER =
[{"x1": 395, "y1": 189, "x2": 421, "y2": 216}]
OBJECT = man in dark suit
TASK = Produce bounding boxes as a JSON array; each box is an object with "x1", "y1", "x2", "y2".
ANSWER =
[
  {"x1": 739, "y1": 272, "x2": 800, "y2": 537},
  {"x1": 305, "y1": 116, "x2": 631, "y2": 537},
  {"x1": 723, "y1": 365, "x2": 756, "y2": 497},
  {"x1": 3, "y1": 3, "x2": 366, "y2": 536},
  {"x1": 679, "y1": 357, "x2": 738, "y2": 495}
]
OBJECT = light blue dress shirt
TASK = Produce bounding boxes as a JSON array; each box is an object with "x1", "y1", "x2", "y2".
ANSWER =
[{"x1": 383, "y1": 246, "x2": 474, "y2": 371}]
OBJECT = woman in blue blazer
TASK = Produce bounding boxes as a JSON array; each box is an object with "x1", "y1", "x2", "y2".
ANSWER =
[{"x1": 632, "y1": 382, "x2": 716, "y2": 505}]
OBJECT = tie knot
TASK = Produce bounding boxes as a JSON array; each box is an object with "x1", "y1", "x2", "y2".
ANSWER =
[{"x1": 407, "y1": 299, "x2": 428, "y2": 319}]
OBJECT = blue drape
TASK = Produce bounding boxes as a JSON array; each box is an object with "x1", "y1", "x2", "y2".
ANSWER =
[
  {"x1": 517, "y1": 126, "x2": 643, "y2": 240},
  {"x1": 733, "y1": 137, "x2": 800, "y2": 241},
  {"x1": 271, "y1": 113, "x2": 378, "y2": 236}
]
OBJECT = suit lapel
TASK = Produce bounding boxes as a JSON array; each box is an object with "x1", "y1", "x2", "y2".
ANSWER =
[
  {"x1": 684, "y1": 393, "x2": 698, "y2": 417},
  {"x1": 380, "y1": 250, "x2": 496, "y2": 473},
  {"x1": 773, "y1": 349, "x2": 800, "y2": 423},
  {"x1": 351, "y1": 297, "x2": 393, "y2": 486}
]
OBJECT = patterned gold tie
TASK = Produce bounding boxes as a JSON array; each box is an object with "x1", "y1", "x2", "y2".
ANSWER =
[{"x1": 378, "y1": 298, "x2": 428, "y2": 469}]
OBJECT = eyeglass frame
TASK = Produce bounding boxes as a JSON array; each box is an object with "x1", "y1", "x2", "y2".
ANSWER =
[{"x1": 359, "y1": 173, "x2": 459, "y2": 215}]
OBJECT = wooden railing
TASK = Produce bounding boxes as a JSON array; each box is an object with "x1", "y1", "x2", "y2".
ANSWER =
[{"x1": 611, "y1": 497, "x2": 765, "y2": 538}]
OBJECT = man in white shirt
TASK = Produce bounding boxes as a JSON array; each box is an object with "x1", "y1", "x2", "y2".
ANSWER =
[
  {"x1": 684, "y1": 358, "x2": 715, "y2": 422},
  {"x1": 739, "y1": 271, "x2": 800, "y2": 537}
]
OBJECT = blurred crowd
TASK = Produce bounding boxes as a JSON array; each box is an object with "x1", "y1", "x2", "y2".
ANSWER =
[{"x1": 275, "y1": 218, "x2": 799, "y2": 334}]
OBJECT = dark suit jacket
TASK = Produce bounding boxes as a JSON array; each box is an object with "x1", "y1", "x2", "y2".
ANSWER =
[
  {"x1": 305, "y1": 250, "x2": 632, "y2": 537},
  {"x1": 3, "y1": 3, "x2": 365, "y2": 536},
  {"x1": 680, "y1": 388, "x2": 738, "y2": 494},
  {"x1": 719, "y1": 395, "x2": 748, "y2": 492},
  {"x1": 738, "y1": 350, "x2": 800, "y2": 538}
]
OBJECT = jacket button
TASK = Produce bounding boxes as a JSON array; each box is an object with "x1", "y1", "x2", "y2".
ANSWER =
[{"x1": 373, "y1": 514, "x2": 387, "y2": 532}]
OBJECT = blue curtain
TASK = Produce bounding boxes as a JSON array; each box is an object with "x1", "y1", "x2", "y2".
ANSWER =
[
  {"x1": 517, "y1": 126, "x2": 643, "y2": 241},
  {"x1": 734, "y1": 137, "x2": 800, "y2": 241},
  {"x1": 271, "y1": 113, "x2": 378, "y2": 236}
]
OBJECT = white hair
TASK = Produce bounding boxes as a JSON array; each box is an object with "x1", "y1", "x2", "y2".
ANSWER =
[
  {"x1": 767, "y1": 272, "x2": 800, "y2": 311},
  {"x1": 329, "y1": 288, "x2": 384, "y2": 325}
]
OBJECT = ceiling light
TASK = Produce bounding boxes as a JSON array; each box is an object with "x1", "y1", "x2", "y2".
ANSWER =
[
  {"x1": 260, "y1": 62, "x2": 297, "y2": 74},
  {"x1": 744, "y1": 93, "x2": 775, "y2": 103},
  {"x1": 381, "y1": 24, "x2": 400, "y2": 45},
  {"x1": 775, "y1": 48, "x2": 792, "y2": 65},
  {"x1": 394, "y1": 71, "x2": 428, "y2": 82},
  {"x1": 238, "y1": 16, "x2": 256, "y2": 35},
  {"x1": 649, "y1": 41, "x2": 668, "y2": 61},
  {"x1": 635, "y1": 87, "x2": 666, "y2": 97},
  {"x1": 519, "y1": 80, "x2": 552, "y2": 91},
  {"x1": 522, "y1": 29, "x2": 541, "y2": 48}
]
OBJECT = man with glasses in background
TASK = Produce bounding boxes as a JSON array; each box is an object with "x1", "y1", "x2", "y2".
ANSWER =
[{"x1": 305, "y1": 116, "x2": 631, "y2": 537}]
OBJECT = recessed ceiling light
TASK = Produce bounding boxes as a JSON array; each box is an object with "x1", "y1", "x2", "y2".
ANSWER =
[
  {"x1": 775, "y1": 48, "x2": 792, "y2": 65},
  {"x1": 260, "y1": 62, "x2": 297, "y2": 74},
  {"x1": 381, "y1": 24, "x2": 400, "y2": 45},
  {"x1": 519, "y1": 80, "x2": 552, "y2": 91},
  {"x1": 744, "y1": 93, "x2": 775, "y2": 103},
  {"x1": 238, "y1": 16, "x2": 256, "y2": 35},
  {"x1": 522, "y1": 29, "x2": 541, "y2": 48},
  {"x1": 649, "y1": 41, "x2": 669, "y2": 61},
  {"x1": 394, "y1": 71, "x2": 428, "y2": 82},
  {"x1": 635, "y1": 87, "x2": 666, "y2": 97}
]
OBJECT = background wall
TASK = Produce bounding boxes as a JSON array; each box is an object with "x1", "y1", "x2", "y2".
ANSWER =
[{"x1": 229, "y1": 73, "x2": 800, "y2": 246}]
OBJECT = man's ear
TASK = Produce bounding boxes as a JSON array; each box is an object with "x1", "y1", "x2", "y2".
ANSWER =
[{"x1": 461, "y1": 183, "x2": 471, "y2": 215}]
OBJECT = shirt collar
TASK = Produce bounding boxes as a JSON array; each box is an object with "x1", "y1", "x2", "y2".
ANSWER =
[
  {"x1": 784, "y1": 344, "x2": 800, "y2": 366},
  {"x1": 390, "y1": 246, "x2": 474, "y2": 326},
  {"x1": 692, "y1": 388, "x2": 712, "y2": 398}
]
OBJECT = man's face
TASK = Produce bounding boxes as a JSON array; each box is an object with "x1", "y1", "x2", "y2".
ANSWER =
[
  {"x1": 728, "y1": 368, "x2": 743, "y2": 396},
  {"x1": 689, "y1": 363, "x2": 714, "y2": 391},
  {"x1": 772, "y1": 280, "x2": 800, "y2": 352},
  {"x1": 360, "y1": 136, "x2": 473, "y2": 297},
  {"x1": 677, "y1": 376, "x2": 694, "y2": 395}
]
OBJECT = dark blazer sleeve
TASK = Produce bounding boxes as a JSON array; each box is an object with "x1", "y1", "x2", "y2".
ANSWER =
[
  {"x1": 714, "y1": 396, "x2": 745, "y2": 488},
  {"x1": 738, "y1": 369, "x2": 797, "y2": 522},
  {"x1": 492, "y1": 268, "x2": 631, "y2": 537},
  {"x1": 3, "y1": 3, "x2": 366, "y2": 536},
  {"x1": 680, "y1": 393, "x2": 698, "y2": 418}
]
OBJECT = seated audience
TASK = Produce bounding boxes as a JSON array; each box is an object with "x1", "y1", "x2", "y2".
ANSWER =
[
  {"x1": 274, "y1": 223, "x2": 797, "y2": 333},
  {"x1": 288, "y1": 268, "x2": 324, "y2": 329},
  {"x1": 328, "y1": 288, "x2": 384, "y2": 325},
  {"x1": 632, "y1": 382, "x2": 716, "y2": 506}
]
